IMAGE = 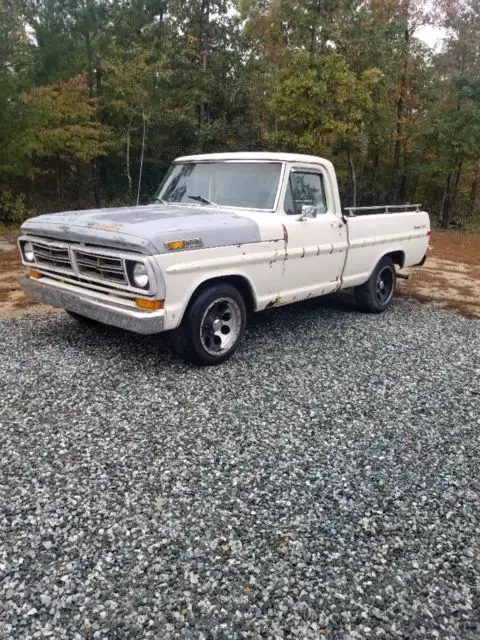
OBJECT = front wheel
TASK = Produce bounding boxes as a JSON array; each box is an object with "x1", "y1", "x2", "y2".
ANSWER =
[
  {"x1": 171, "y1": 283, "x2": 247, "y2": 366},
  {"x1": 354, "y1": 256, "x2": 396, "y2": 313}
]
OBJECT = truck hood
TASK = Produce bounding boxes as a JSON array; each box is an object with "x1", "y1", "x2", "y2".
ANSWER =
[{"x1": 21, "y1": 204, "x2": 282, "y2": 254}]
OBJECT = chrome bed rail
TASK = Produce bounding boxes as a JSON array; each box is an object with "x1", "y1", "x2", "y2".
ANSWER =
[{"x1": 344, "y1": 204, "x2": 422, "y2": 216}]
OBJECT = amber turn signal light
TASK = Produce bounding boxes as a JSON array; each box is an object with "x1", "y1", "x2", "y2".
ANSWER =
[
  {"x1": 135, "y1": 298, "x2": 164, "y2": 310},
  {"x1": 29, "y1": 270, "x2": 42, "y2": 279},
  {"x1": 166, "y1": 240, "x2": 186, "y2": 251}
]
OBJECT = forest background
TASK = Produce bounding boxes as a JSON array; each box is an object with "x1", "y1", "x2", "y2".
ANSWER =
[{"x1": 1, "y1": 0, "x2": 479, "y2": 230}]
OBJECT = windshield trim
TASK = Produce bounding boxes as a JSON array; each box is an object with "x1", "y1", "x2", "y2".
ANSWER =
[{"x1": 158, "y1": 160, "x2": 286, "y2": 213}]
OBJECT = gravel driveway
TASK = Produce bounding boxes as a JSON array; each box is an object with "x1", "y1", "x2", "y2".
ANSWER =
[{"x1": 1, "y1": 296, "x2": 479, "y2": 639}]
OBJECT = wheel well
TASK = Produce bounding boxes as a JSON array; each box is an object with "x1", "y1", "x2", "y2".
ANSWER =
[
  {"x1": 386, "y1": 250, "x2": 405, "y2": 269},
  {"x1": 185, "y1": 275, "x2": 256, "y2": 317}
]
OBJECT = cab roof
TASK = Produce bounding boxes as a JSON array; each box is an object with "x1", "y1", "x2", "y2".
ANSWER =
[{"x1": 175, "y1": 151, "x2": 334, "y2": 170}]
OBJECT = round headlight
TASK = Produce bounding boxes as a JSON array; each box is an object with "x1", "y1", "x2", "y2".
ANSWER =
[
  {"x1": 132, "y1": 262, "x2": 149, "y2": 289},
  {"x1": 23, "y1": 241, "x2": 34, "y2": 262}
]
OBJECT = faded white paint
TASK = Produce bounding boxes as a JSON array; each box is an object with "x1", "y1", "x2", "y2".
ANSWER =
[{"x1": 19, "y1": 153, "x2": 431, "y2": 333}]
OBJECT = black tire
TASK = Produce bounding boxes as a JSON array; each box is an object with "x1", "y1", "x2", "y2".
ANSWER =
[
  {"x1": 354, "y1": 256, "x2": 396, "y2": 313},
  {"x1": 170, "y1": 283, "x2": 247, "y2": 366},
  {"x1": 65, "y1": 310, "x2": 99, "y2": 325}
]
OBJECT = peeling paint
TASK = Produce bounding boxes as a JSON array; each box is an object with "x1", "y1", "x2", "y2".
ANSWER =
[
  {"x1": 266, "y1": 295, "x2": 281, "y2": 308},
  {"x1": 90, "y1": 222, "x2": 123, "y2": 232},
  {"x1": 281, "y1": 249, "x2": 288, "y2": 277},
  {"x1": 21, "y1": 204, "x2": 263, "y2": 256},
  {"x1": 269, "y1": 249, "x2": 279, "y2": 268}
]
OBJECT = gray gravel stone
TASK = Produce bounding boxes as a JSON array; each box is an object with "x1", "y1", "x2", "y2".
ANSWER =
[{"x1": 0, "y1": 294, "x2": 479, "y2": 639}]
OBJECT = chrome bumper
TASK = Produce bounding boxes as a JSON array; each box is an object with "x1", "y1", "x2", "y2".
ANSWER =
[{"x1": 20, "y1": 276, "x2": 165, "y2": 335}]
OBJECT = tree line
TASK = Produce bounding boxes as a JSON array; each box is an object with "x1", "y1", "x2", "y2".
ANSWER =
[{"x1": 1, "y1": 0, "x2": 479, "y2": 229}]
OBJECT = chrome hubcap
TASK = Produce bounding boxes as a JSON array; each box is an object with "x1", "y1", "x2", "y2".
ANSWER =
[
  {"x1": 375, "y1": 267, "x2": 394, "y2": 305},
  {"x1": 200, "y1": 297, "x2": 242, "y2": 356}
]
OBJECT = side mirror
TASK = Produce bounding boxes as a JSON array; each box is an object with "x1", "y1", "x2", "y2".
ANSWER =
[{"x1": 297, "y1": 205, "x2": 317, "y2": 221}]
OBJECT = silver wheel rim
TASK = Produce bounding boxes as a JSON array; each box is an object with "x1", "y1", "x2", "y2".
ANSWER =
[
  {"x1": 200, "y1": 297, "x2": 242, "y2": 356},
  {"x1": 375, "y1": 266, "x2": 394, "y2": 305}
]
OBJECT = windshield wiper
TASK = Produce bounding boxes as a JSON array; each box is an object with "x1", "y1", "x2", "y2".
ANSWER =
[
  {"x1": 187, "y1": 194, "x2": 217, "y2": 207},
  {"x1": 154, "y1": 196, "x2": 166, "y2": 204}
]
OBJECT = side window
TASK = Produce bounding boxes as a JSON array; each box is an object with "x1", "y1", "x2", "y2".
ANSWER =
[{"x1": 284, "y1": 171, "x2": 327, "y2": 216}]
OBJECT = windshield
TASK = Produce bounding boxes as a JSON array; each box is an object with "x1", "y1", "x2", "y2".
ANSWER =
[{"x1": 157, "y1": 161, "x2": 283, "y2": 210}]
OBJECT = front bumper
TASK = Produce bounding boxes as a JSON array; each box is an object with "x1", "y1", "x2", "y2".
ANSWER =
[{"x1": 20, "y1": 276, "x2": 165, "y2": 335}]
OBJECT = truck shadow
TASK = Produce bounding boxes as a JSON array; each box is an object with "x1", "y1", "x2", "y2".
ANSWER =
[
  {"x1": 253, "y1": 289, "x2": 356, "y2": 321},
  {"x1": 37, "y1": 290, "x2": 360, "y2": 369}
]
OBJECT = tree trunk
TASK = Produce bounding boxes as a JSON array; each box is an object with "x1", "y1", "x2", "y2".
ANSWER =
[
  {"x1": 391, "y1": 9, "x2": 410, "y2": 203},
  {"x1": 443, "y1": 158, "x2": 463, "y2": 227},
  {"x1": 467, "y1": 161, "x2": 480, "y2": 217},
  {"x1": 85, "y1": 29, "x2": 101, "y2": 208},
  {"x1": 441, "y1": 173, "x2": 453, "y2": 229},
  {"x1": 309, "y1": 27, "x2": 316, "y2": 54},
  {"x1": 392, "y1": 65, "x2": 406, "y2": 200},
  {"x1": 136, "y1": 109, "x2": 146, "y2": 206},
  {"x1": 198, "y1": 0, "x2": 209, "y2": 130},
  {"x1": 452, "y1": 158, "x2": 463, "y2": 207},
  {"x1": 91, "y1": 162, "x2": 100, "y2": 209},
  {"x1": 348, "y1": 151, "x2": 357, "y2": 208},
  {"x1": 373, "y1": 148, "x2": 379, "y2": 175},
  {"x1": 126, "y1": 121, "x2": 132, "y2": 199}
]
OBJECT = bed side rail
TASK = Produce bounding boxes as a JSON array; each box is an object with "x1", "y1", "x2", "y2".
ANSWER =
[{"x1": 344, "y1": 204, "x2": 423, "y2": 216}]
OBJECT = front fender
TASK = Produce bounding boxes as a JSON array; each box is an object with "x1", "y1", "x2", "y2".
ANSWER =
[{"x1": 156, "y1": 242, "x2": 283, "y2": 330}]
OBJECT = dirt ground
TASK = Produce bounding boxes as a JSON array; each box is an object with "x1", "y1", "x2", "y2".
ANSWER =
[
  {"x1": 399, "y1": 231, "x2": 480, "y2": 318},
  {"x1": 1, "y1": 230, "x2": 479, "y2": 319},
  {"x1": 0, "y1": 239, "x2": 60, "y2": 318}
]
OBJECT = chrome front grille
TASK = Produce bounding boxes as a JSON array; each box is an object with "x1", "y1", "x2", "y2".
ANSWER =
[
  {"x1": 74, "y1": 250, "x2": 127, "y2": 285},
  {"x1": 32, "y1": 241, "x2": 73, "y2": 272},
  {"x1": 21, "y1": 236, "x2": 153, "y2": 296}
]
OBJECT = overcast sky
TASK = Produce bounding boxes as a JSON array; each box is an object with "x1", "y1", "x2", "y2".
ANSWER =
[{"x1": 416, "y1": 25, "x2": 447, "y2": 50}]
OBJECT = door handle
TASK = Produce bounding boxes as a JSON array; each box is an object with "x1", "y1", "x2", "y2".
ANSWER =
[{"x1": 331, "y1": 222, "x2": 343, "y2": 229}]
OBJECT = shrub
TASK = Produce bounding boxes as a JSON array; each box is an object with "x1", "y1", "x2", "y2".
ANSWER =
[{"x1": 0, "y1": 190, "x2": 33, "y2": 227}]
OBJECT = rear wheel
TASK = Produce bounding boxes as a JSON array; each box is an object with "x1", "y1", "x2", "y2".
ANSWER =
[
  {"x1": 354, "y1": 256, "x2": 396, "y2": 313},
  {"x1": 171, "y1": 283, "x2": 246, "y2": 366}
]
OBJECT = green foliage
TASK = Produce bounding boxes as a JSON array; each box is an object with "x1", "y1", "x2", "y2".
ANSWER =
[
  {"x1": 0, "y1": 0, "x2": 479, "y2": 227},
  {"x1": 0, "y1": 189, "x2": 33, "y2": 226},
  {"x1": 22, "y1": 76, "x2": 112, "y2": 163},
  {"x1": 262, "y1": 51, "x2": 379, "y2": 155},
  {"x1": 0, "y1": 0, "x2": 33, "y2": 178}
]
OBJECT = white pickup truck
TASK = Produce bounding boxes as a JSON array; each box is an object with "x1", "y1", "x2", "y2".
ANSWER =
[{"x1": 19, "y1": 152, "x2": 430, "y2": 364}]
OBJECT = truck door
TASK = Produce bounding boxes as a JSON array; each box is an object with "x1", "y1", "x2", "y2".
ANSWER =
[{"x1": 278, "y1": 165, "x2": 348, "y2": 304}]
